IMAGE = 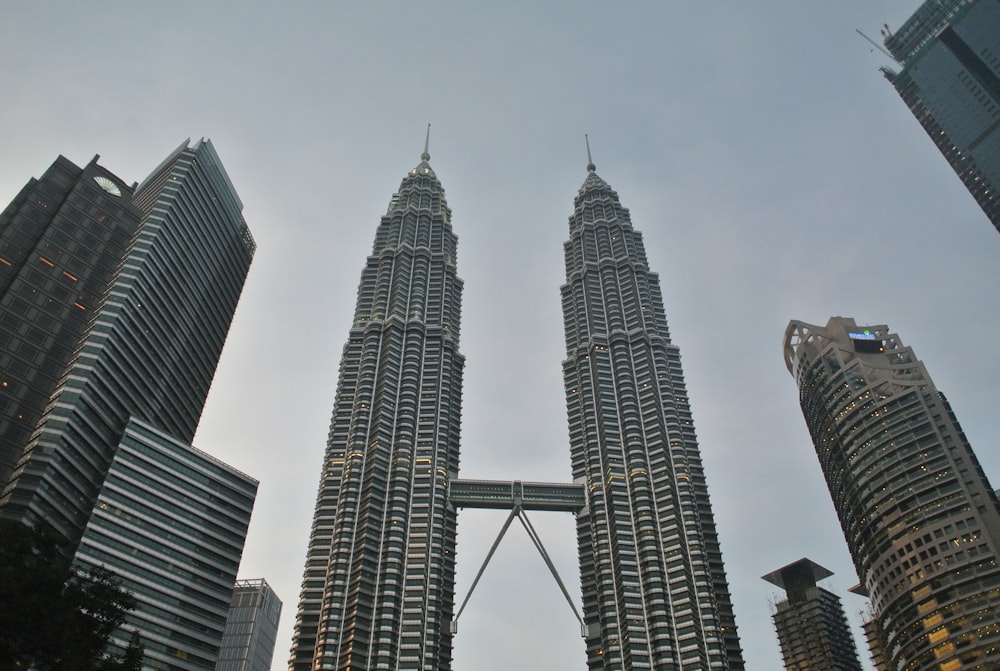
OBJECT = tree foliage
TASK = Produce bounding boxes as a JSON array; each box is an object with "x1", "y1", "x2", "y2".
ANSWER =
[{"x1": 0, "y1": 520, "x2": 143, "y2": 671}]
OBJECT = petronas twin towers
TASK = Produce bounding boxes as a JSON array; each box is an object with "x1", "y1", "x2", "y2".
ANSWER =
[{"x1": 289, "y1": 140, "x2": 742, "y2": 671}]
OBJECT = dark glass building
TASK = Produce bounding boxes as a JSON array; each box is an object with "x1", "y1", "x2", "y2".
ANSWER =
[
  {"x1": 0, "y1": 156, "x2": 141, "y2": 487},
  {"x1": 289, "y1": 144, "x2": 464, "y2": 670},
  {"x1": 217, "y1": 578, "x2": 283, "y2": 671},
  {"x1": 784, "y1": 317, "x2": 1000, "y2": 671},
  {"x1": 561, "y1": 157, "x2": 743, "y2": 669},
  {"x1": 881, "y1": 0, "x2": 1000, "y2": 232},
  {"x1": 762, "y1": 558, "x2": 862, "y2": 671}
]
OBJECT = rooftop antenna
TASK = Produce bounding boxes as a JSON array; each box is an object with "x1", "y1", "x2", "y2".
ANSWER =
[
  {"x1": 856, "y1": 28, "x2": 896, "y2": 62},
  {"x1": 585, "y1": 134, "x2": 596, "y2": 173},
  {"x1": 421, "y1": 123, "x2": 431, "y2": 162}
]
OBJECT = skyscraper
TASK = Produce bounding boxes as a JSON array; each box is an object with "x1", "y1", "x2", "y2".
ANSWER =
[
  {"x1": 0, "y1": 155, "x2": 141, "y2": 488},
  {"x1": 784, "y1": 317, "x2": 1000, "y2": 671},
  {"x1": 217, "y1": 578, "x2": 283, "y2": 671},
  {"x1": 1, "y1": 138, "x2": 256, "y2": 544},
  {"x1": 289, "y1": 141, "x2": 464, "y2": 670},
  {"x1": 881, "y1": 0, "x2": 1000, "y2": 232},
  {"x1": 0, "y1": 139, "x2": 258, "y2": 669},
  {"x1": 561, "y1": 154, "x2": 743, "y2": 669},
  {"x1": 762, "y1": 558, "x2": 862, "y2": 671}
]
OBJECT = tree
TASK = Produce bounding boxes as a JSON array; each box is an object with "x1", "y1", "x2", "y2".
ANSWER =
[{"x1": 0, "y1": 520, "x2": 144, "y2": 671}]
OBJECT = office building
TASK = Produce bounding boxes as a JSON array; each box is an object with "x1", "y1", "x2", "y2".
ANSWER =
[
  {"x1": 216, "y1": 578, "x2": 282, "y2": 671},
  {"x1": 289, "y1": 141, "x2": 464, "y2": 670},
  {"x1": 561, "y1": 154, "x2": 743, "y2": 669},
  {"x1": 784, "y1": 317, "x2": 1000, "y2": 671},
  {"x1": 0, "y1": 155, "x2": 141, "y2": 488},
  {"x1": 881, "y1": 0, "x2": 1000, "y2": 232},
  {"x1": 76, "y1": 418, "x2": 258, "y2": 669},
  {"x1": 762, "y1": 558, "x2": 862, "y2": 671},
  {"x1": 2, "y1": 138, "x2": 256, "y2": 543},
  {"x1": 1, "y1": 139, "x2": 258, "y2": 669}
]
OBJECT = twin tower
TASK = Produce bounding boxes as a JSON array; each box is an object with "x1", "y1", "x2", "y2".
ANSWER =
[{"x1": 288, "y1": 143, "x2": 744, "y2": 671}]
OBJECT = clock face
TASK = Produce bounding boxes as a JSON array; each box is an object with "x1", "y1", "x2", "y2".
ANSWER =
[{"x1": 93, "y1": 175, "x2": 122, "y2": 197}]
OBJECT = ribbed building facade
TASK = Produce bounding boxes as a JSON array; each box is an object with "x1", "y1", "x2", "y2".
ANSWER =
[
  {"x1": 217, "y1": 578, "x2": 283, "y2": 671},
  {"x1": 762, "y1": 558, "x2": 862, "y2": 671},
  {"x1": 289, "y1": 147, "x2": 464, "y2": 670},
  {"x1": 784, "y1": 317, "x2": 1000, "y2": 671},
  {"x1": 0, "y1": 155, "x2": 141, "y2": 488},
  {"x1": 881, "y1": 0, "x2": 1000, "y2": 232},
  {"x1": 561, "y1": 161, "x2": 743, "y2": 670}
]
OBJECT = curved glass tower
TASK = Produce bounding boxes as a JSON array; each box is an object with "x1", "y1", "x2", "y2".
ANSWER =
[
  {"x1": 290, "y1": 146, "x2": 464, "y2": 670},
  {"x1": 561, "y1": 159, "x2": 743, "y2": 670},
  {"x1": 784, "y1": 317, "x2": 1000, "y2": 671}
]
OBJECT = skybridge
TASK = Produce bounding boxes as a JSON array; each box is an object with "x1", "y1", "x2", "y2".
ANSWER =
[
  {"x1": 447, "y1": 478, "x2": 589, "y2": 636},
  {"x1": 448, "y1": 478, "x2": 587, "y2": 513}
]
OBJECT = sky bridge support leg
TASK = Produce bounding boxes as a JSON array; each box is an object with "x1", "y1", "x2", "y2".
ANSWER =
[{"x1": 451, "y1": 505, "x2": 584, "y2": 637}]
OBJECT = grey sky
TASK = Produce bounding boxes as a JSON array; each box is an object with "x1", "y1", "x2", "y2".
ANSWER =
[{"x1": 3, "y1": 2, "x2": 998, "y2": 670}]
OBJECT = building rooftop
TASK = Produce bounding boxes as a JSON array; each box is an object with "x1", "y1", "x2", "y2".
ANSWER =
[{"x1": 762, "y1": 557, "x2": 834, "y2": 590}]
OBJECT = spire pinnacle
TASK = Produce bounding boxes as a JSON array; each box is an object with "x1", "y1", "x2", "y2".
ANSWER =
[
  {"x1": 421, "y1": 124, "x2": 431, "y2": 162},
  {"x1": 585, "y1": 134, "x2": 596, "y2": 172}
]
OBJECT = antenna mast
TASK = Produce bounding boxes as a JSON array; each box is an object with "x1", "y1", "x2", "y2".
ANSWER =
[{"x1": 856, "y1": 28, "x2": 897, "y2": 62}]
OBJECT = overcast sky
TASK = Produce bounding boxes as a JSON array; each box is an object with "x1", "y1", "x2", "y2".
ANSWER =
[{"x1": 3, "y1": 2, "x2": 998, "y2": 670}]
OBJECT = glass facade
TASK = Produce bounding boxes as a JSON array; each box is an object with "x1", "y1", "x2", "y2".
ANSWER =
[
  {"x1": 289, "y1": 150, "x2": 464, "y2": 670},
  {"x1": 784, "y1": 317, "x2": 1000, "y2": 671},
  {"x1": 74, "y1": 418, "x2": 257, "y2": 671},
  {"x1": 561, "y1": 164, "x2": 743, "y2": 670},
  {"x1": 882, "y1": 0, "x2": 1000, "y2": 232}
]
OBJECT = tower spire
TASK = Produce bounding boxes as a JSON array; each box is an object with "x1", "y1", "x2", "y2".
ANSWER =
[
  {"x1": 421, "y1": 123, "x2": 431, "y2": 162},
  {"x1": 585, "y1": 134, "x2": 596, "y2": 172}
]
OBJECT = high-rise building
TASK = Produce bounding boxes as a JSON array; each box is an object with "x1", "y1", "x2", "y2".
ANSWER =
[
  {"x1": 762, "y1": 558, "x2": 862, "y2": 671},
  {"x1": 784, "y1": 317, "x2": 1000, "y2": 671},
  {"x1": 0, "y1": 139, "x2": 258, "y2": 669},
  {"x1": 1, "y1": 138, "x2": 256, "y2": 544},
  {"x1": 76, "y1": 418, "x2": 258, "y2": 670},
  {"x1": 561, "y1": 154, "x2": 743, "y2": 669},
  {"x1": 217, "y1": 578, "x2": 283, "y2": 671},
  {"x1": 881, "y1": 0, "x2": 1000, "y2": 232},
  {"x1": 289, "y1": 142, "x2": 749, "y2": 670},
  {"x1": 0, "y1": 155, "x2": 141, "y2": 488},
  {"x1": 289, "y1": 141, "x2": 464, "y2": 670}
]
